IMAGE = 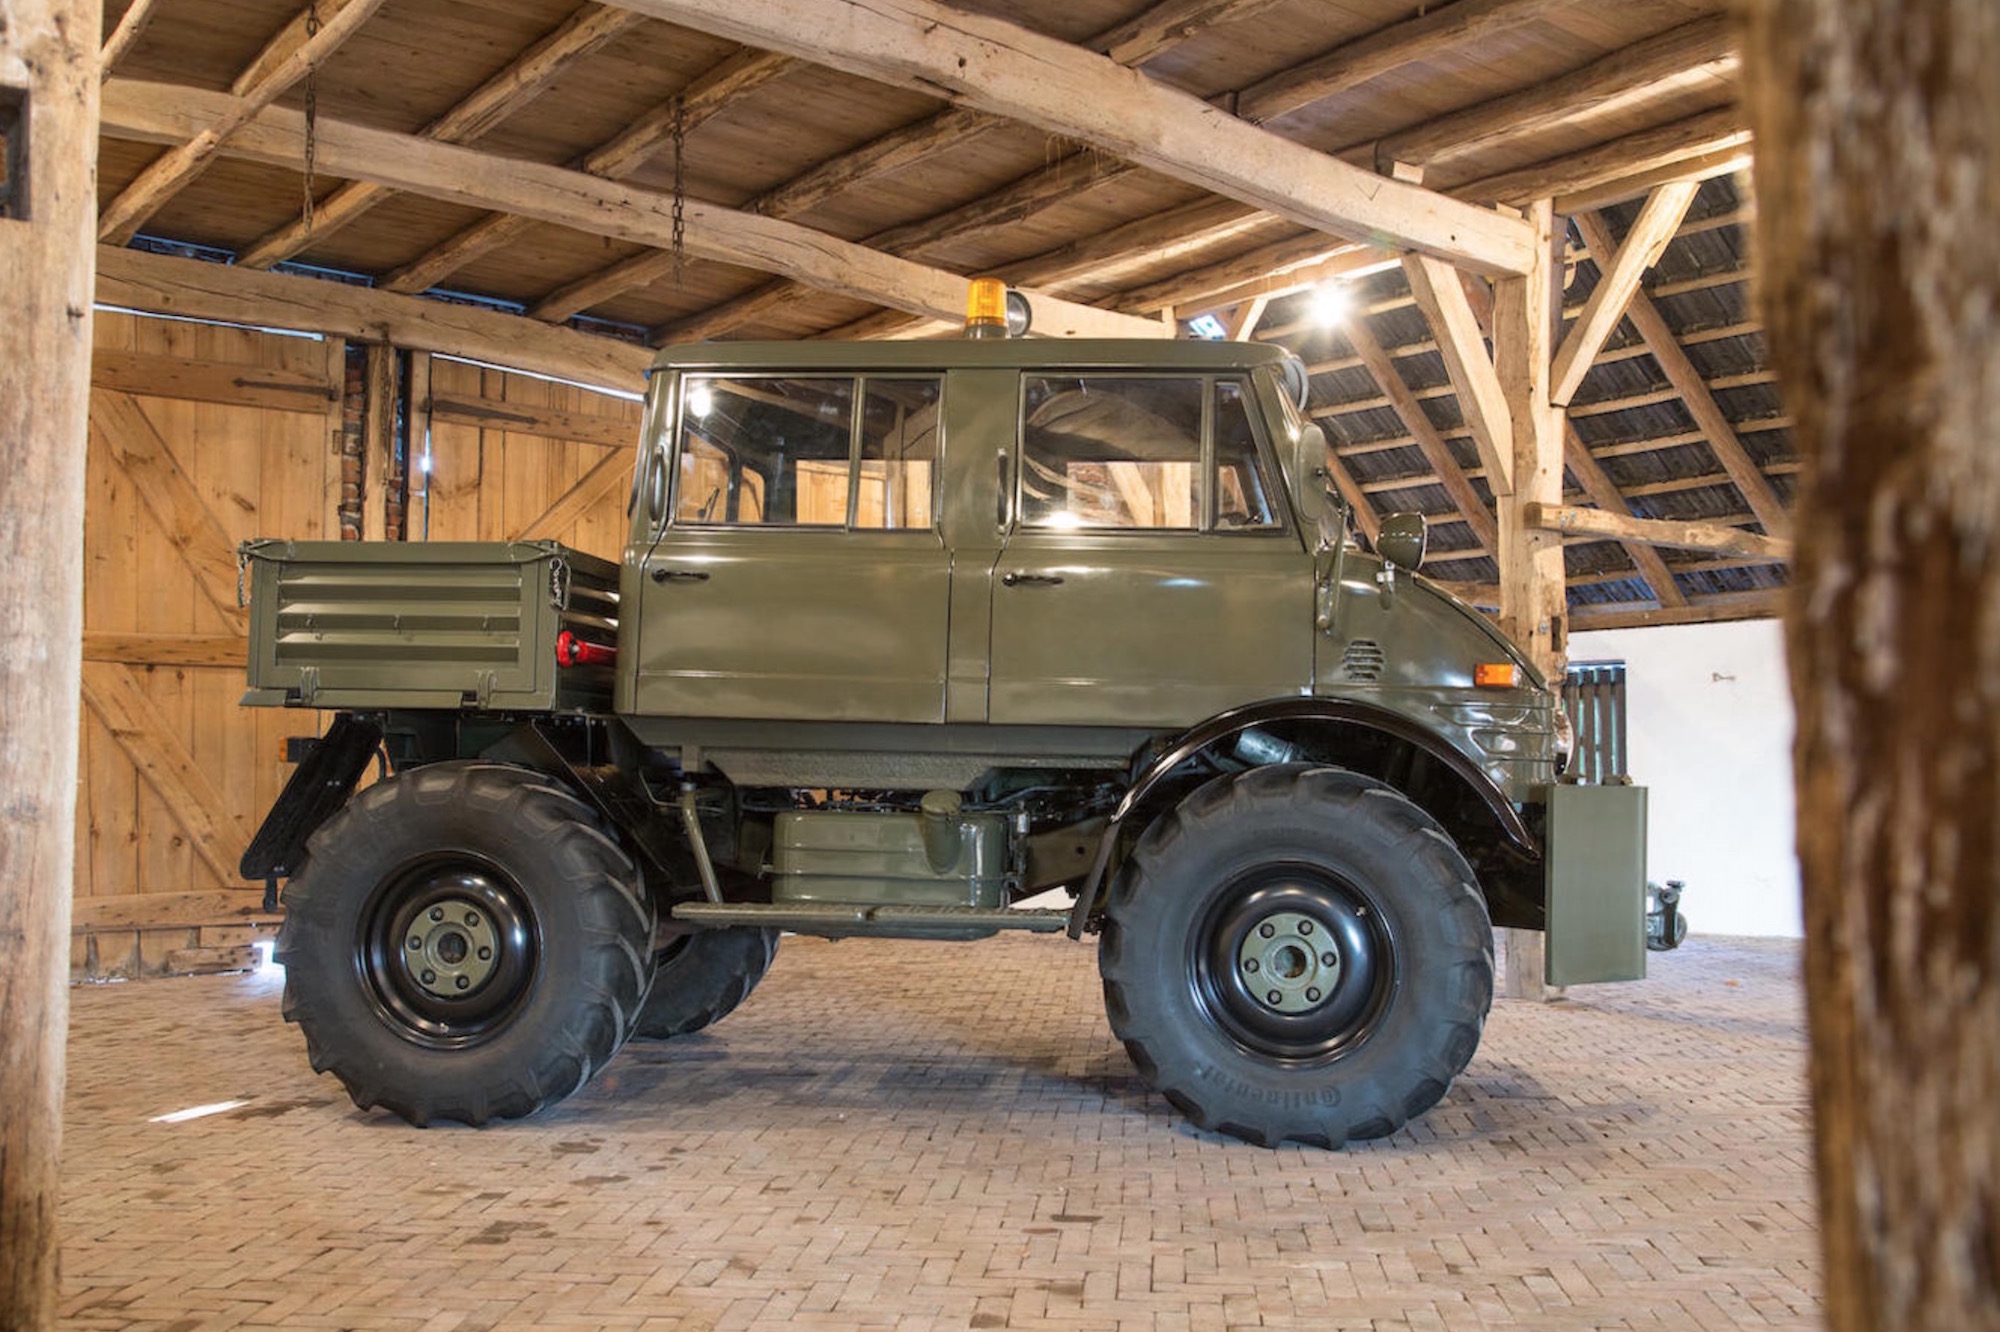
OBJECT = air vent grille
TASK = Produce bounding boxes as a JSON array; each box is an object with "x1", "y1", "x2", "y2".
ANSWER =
[{"x1": 1341, "y1": 639, "x2": 1385, "y2": 681}]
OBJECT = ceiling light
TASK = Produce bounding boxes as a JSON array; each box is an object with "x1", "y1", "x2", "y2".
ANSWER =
[{"x1": 1310, "y1": 282, "x2": 1352, "y2": 327}]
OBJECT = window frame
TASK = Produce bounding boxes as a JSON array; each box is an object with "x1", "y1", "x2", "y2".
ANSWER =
[
  {"x1": 1013, "y1": 372, "x2": 1290, "y2": 537},
  {"x1": 666, "y1": 372, "x2": 943, "y2": 533}
]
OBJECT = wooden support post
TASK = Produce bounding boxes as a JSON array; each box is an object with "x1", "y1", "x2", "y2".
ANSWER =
[
  {"x1": 361, "y1": 343, "x2": 397, "y2": 542},
  {"x1": 1493, "y1": 199, "x2": 1566, "y2": 1003},
  {"x1": 0, "y1": 0, "x2": 98, "y2": 1323}
]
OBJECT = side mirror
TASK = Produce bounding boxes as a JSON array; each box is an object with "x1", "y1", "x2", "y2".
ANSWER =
[{"x1": 1378, "y1": 511, "x2": 1428, "y2": 572}]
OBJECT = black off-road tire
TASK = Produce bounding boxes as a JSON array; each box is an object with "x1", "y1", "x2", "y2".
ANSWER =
[
  {"x1": 632, "y1": 926, "x2": 780, "y2": 1039},
  {"x1": 276, "y1": 762, "x2": 654, "y2": 1126},
  {"x1": 1098, "y1": 764, "x2": 1493, "y2": 1148}
]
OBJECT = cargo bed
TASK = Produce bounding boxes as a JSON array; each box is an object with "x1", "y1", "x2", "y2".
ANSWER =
[{"x1": 238, "y1": 540, "x2": 618, "y2": 712}]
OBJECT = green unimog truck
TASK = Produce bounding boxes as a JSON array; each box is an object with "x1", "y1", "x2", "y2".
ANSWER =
[{"x1": 238, "y1": 323, "x2": 1648, "y2": 1148}]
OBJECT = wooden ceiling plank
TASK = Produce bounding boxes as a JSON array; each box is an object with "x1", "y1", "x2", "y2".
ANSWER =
[
  {"x1": 101, "y1": 0, "x2": 167, "y2": 75},
  {"x1": 1572, "y1": 210, "x2": 1790, "y2": 539},
  {"x1": 651, "y1": 152, "x2": 1137, "y2": 342},
  {"x1": 1562, "y1": 423, "x2": 1687, "y2": 607},
  {"x1": 102, "y1": 81, "x2": 1170, "y2": 339},
  {"x1": 1375, "y1": 17, "x2": 1736, "y2": 172},
  {"x1": 381, "y1": 49, "x2": 794, "y2": 296},
  {"x1": 97, "y1": 0, "x2": 390, "y2": 244},
  {"x1": 98, "y1": 245, "x2": 654, "y2": 390},
  {"x1": 1526, "y1": 501, "x2": 1792, "y2": 560},
  {"x1": 610, "y1": 0, "x2": 1537, "y2": 276},
  {"x1": 1549, "y1": 181, "x2": 1699, "y2": 405},
  {"x1": 1403, "y1": 253, "x2": 1514, "y2": 495},
  {"x1": 238, "y1": 3, "x2": 645, "y2": 270},
  {"x1": 1342, "y1": 314, "x2": 1498, "y2": 551},
  {"x1": 1236, "y1": 0, "x2": 1579, "y2": 125},
  {"x1": 1090, "y1": 0, "x2": 1290, "y2": 65}
]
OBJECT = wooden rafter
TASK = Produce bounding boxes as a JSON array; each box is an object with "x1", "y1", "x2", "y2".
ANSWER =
[
  {"x1": 1402, "y1": 255, "x2": 1513, "y2": 495},
  {"x1": 1550, "y1": 181, "x2": 1699, "y2": 405},
  {"x1": 101, "y1": 80, "x2": 1169, "y2": 339},
  {"x1": 97, "y1": 0, "x2": 390, "y2": 244},
  {"x1": 1571, "y1": 210, "x2": 1791, "y2": 539},
  {"x1": 1562, "y1": 424, "x2": 1687, "y2": 608},
  {"x1": 613, "y1": 0, "x2": 1538, "y2": 276},
  {"x1": 1462, "y1": 106, "x2": 1749, "y2": 208},
  {"x1": 381, "y1": 48, "x2": 794, "y2": 296},
  {"x1": 237, "y1": 3, "x2": 644, "y2": 270},
  {"x1": 101, "y1": 0, "x2": 166, "y2": 75},
  {"x1": 1237, "y1": 0, "x2": 1577, "y2": 125},
  {"x1": 1340, "y1": 314, "x2": 1497, "y2": 552},
  {"x1": 541, "y1": 1, "x2": 1270, "y2": 328},
  {"x1": 1375, "y1": 17, "x2": 1736, "y2": 173}
]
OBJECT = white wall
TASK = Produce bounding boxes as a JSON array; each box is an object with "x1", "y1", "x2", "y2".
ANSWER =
[{"x1": 1567, "y1": 618, "x2": 1802, "y2": 937}]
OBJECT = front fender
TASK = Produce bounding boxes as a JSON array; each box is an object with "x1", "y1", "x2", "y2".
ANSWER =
[{"x1": 1065, "y1": 697, "x2": 1537, "y2": 937}]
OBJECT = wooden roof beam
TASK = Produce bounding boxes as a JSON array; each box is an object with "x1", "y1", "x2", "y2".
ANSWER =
[
  {"x1": 101, "y1": 0, "x2": 166, "y2": 76},
  {"x1": 1550, "y1": 181, "x2": 1699, "y2": 405},
  {"x1": 1375, "y1": 17, "x2": 1737, "y2": 173},
  {"x1": 97, "y1": 245, "x2": 653, "y2": 390},
  {"x1": 101, "y1": 80, "x2": 1169, "y2": 340},
  {"x1": 1572, "y1": 209, "x2": 1790, "y2": 539},
  {"x1": 1236, "y1": 0, "x2": 1580, "y2": 126},
  {"x1": 1341, "y1": 314, "x2": 1498, "y2": 551},
  {"x1": 97, "y1": 0, "x2": 388, "y2": 243},
  {"x1": 1460, "y1": 106, "x2": 1749, "y2": 208},
  {"x1": 381, "y1": 48, "x2": 793, "y2": 295},
  {"x1": 614, "y1": 0, "x2": 1538, "y2": 276},
  {"x1": 237, "y1": 3, "x2": 644, "y2": 270},
  {"x1": 1527, "y1": 502, "x2": 1792, "y2": 561},
  {"x1": 1569, "y1": 589, "x2": 1783, "y2": 631}
]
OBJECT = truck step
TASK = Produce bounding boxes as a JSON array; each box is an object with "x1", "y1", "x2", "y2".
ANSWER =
[{"x1": 670, "y1": 901, "x2": 1070, "y2": 940}]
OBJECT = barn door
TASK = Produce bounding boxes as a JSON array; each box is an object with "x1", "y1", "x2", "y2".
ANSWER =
[{"x1": 74, "y1": 311, "x2": 346, "y2": 979}]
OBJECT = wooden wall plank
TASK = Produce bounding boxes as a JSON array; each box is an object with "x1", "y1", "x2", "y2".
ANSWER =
[
  {"x1": 92, "y1": 349, "x2": 339, "y2": 414},
  {"x1": 71, "y1": 889, "x2": 280, "y2": 930}
]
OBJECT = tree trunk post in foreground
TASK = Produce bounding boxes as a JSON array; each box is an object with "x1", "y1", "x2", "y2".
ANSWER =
[
  {"x1": 0, "y1": 0, "x2": 99, "y2": 1324},
  {"x1": 1740, "y1": 1, "x2": 2000, "y2": 1327}
]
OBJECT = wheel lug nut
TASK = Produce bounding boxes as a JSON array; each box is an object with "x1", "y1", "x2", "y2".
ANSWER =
[
  {"x1": 464, "y1": 910, "x2": 480, "y2": 926},
  {"x1": 407, "y1": 937, "x2": 422, "y2": 951},
  {"x1": 1267, "y1": 990, "x2": 1282, "y2": 1005},
  {"x1": 421, "y1": 969, "x2": 436, "y2": 984},
  {"x1": 1298, "y1": 920, "x2": 1313, "y2": 935},
  {"x1": 478, "y1": 947, "x2": 493, "y2": 961},
  {"x1": 1321, "y1": 951, "x2": 1336, "y2": 966},
  {"x1": 1259, "y1": 923, "x2": 1275, "y2": 938},
  {"x1": 455, "y1": 975, "x2": 470, "y2": 990},
  {"x1": 429, "y1": 907, "x2": 444, "y2": 922},
  {"x1": 1306, "y1": 987, "x2": 1322, "y2": 1002},
  {"x1": 1243, "y1": 958, "x2": 1260, "y2": 973}
]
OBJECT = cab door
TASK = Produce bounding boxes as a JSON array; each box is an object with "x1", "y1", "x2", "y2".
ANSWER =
[
  {"x1": 987, "y1": 374, "x2": 1315, "y2": 727},
  {"x1": 630, "y1": 373, "x2": 951, "y2": 723}
]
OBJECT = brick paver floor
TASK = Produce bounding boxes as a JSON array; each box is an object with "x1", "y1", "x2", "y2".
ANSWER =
[{"x1": 58, "y1": 933, "x2": 1819, "y2": 1331}]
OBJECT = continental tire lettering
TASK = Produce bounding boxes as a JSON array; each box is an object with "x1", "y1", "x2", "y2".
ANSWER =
[{"x1": 1192, "y1": 1063, "x2": 1343, "y2": 1107}]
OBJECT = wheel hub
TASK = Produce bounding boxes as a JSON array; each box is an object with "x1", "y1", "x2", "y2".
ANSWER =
[
  {"x1": 401, "y1": 899, "x2": 502, "y2": 999},
  {"x1": 1236, "y1": 910, "x2": 1340, "y2": 1014}
]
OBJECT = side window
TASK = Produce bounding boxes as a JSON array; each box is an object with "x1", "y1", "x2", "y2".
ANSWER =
[
  {"x1": 1021, "y1": 376, "x2": 1203, "y2": 529},
  {"x1": 1215, "y1": 380, "x2": 1281, "y2": 530},
  {"x1": 857, "y1": 379, "x2": 940, "y2": 530},
  {"x1": 677, "y1": 377, "x2": 854, "y2": 526}
]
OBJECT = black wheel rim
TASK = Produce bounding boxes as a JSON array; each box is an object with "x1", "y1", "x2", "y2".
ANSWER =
[
  {"x1": 1188, "y1": 864, "x2": 1395, "y2": 1063},
  {"x1": 358, "y1": 856, "x2": 539, "y2": 1048}
]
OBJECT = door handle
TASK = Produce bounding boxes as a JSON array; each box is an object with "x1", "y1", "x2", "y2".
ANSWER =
[
  {"x1": 1002, "y1": 571, "x2": 1064, "y2": 587},
  {"x1": 650, "y1": 567, "x2": 710, "y2": 584}
]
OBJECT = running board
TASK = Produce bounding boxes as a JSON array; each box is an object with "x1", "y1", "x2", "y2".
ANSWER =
[{"x1": 671, "y1": 901, "x2": 1071, "y2": 940}]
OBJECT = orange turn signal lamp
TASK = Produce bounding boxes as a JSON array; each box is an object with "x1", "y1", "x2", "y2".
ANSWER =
[{"x1": 1474, "y1": 662, "x2": 1519, "y2": 688}]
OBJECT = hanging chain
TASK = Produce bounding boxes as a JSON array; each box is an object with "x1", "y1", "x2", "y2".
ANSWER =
[
  {"x1": 670, "y1": 95, "x2": 686, "y2": 286},
  {"x1": 301, "y1": 0, "x2": 322, "y2": 236}
]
